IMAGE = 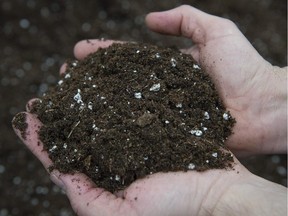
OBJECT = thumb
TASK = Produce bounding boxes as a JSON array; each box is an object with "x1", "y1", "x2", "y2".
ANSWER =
[{"x1": 145, "y1": 5, "x2": 240, "y2": 44}]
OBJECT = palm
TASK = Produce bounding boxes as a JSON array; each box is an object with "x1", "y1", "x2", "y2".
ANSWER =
[
  {"x1": 108, "y1": 167, "x2": 244, "y2": 216},
  {"x1": 84, "y1": 169, "x2": 245, "y2": 216},
  {"x1": 186, "y1": 31, "x2": 272, "y2": 156}
]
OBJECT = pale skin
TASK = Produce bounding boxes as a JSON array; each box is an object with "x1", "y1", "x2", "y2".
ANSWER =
[{"x1": 13, "y1": 5, "x2": 287, "y2": 216}]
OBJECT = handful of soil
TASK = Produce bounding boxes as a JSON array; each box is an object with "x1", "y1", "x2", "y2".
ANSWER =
[{"x1": 30, "y1": 43, "x2": 235, "y2": 192}]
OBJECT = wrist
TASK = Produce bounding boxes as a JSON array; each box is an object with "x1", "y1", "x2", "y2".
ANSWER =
[{"x1": 214, "y1": 173, "x2": 287, "y2": 216}]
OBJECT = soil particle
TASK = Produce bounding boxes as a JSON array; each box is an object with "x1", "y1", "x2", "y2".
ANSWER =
[
  {"x1": 136, "y1": 113, "x2": 156, "y2": 127},
  {"x1": 31, "y1": 43, "x2": 235, "y2": 192}
]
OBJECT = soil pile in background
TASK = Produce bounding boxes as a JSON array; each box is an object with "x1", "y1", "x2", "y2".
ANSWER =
[{"x1": 30, "y1": 43, "x2": 235, "y2": 192}]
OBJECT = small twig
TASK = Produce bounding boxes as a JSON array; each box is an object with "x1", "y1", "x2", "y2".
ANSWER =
[{"x1": 67, "y1": 120, "x2": 80, "y2": 138}]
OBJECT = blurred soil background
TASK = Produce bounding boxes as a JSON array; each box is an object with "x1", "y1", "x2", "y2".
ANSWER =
[{"x1": 0, "y1": 0, "x2": 286, "y2": 215}]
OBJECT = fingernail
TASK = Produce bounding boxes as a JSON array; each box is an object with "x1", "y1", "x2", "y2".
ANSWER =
[{"x1": 12, "y1": 112, "x2": 28, "y2": 140}]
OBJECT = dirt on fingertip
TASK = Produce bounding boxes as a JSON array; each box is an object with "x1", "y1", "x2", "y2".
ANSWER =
[{"x1": 12, "y1": 112, "x2": 28, "y2": 140}]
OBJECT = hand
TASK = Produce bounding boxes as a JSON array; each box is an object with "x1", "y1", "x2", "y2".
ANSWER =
[
  {"x1": 12, "y1": 5, "x2": 287, "y2": 216},
  {"x1": 12, "y1": 113, "x2": 287, "y2": 216},
  {"x1": 144, "y1": 5, "x2": 288, "y2": 156}
]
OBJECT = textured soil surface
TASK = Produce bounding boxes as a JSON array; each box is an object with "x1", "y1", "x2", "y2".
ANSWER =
[
  {"x1": 0, "y1": 0, "x2": 286, "y2": 215},
  {"x1": 29, "y1": 43, "x2": 234, "y2": 192}
]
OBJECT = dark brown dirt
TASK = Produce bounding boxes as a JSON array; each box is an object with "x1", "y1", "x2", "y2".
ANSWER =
[
  {"x1": 12, "y1": 113, "x2": 28, "y2": 140},
  {"x1": 28, "y1": 43, "x2": 235, "y2": 192}
]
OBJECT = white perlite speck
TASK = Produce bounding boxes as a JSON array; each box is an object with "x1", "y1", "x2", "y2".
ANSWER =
[
  {"x1": 190, "y1": 129, "x2": 203, "y2": 137},
  {"x1": 65, "y1": 73, "x2": 71, "y2": 79},
  {"x1": 136, "y1": 50, "x2": 140, "y2": 54},
  {"x1": 115, "y1": 175, "x2": 121, "y2": 181},
  {"x1": 170, "y1": 58, "x2": 177, "y2": 67},
  {"x1": 72, "y1": 61, "x2": 78, "y2": 67},
  {"x1": 58, "y1": 80, "x2": 63, "y2": 85},
  {"x1": 188, "y1": 163, "x2": 196, "y2": 170},
  {"x1": 165, "y1": 120, "x2": 170, "y2": 124},
  {"x1": 134, "y1": 92, "x2": 142, "y2": 99},
  {"x1": 73, "y1": 89, "x2": 83, "y2": 104},
  {"x1": 204, "y1": 111, "x2": 210, "y2": 120},
  {"x1": 193, "y1": 64, "x2": 201, "y2": 69},
  {"x1": 88, "y1": 102, "x2": 93, "y2": 110},
  {"x1": 92, "y1": 124, "x2": 100, "y2": 131},
  {"x1": 176, "y1": 103, "x2": 182, "y2": 108},
  {"x1": 149, "y1": 83, "x2": 161, "y2": 92},
  {"x1": 155, "y1": 53, "x2": 160, "y2": 58},
  {"x1": 49, "y1": 145, "x2": 57, "y2": 152},
  {"x1": 223, "y1": 113, "x2": 229, "y2": 120},
  {"x1": 212, "y1": 152, "x2": 218, "y2": 158}
]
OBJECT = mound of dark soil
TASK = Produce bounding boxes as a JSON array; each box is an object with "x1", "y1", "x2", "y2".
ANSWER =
[{"x1": 28, "y1": 43, "x2": 235, "y2": 192}]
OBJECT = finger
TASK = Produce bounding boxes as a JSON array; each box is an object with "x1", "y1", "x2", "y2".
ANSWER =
[
  {"x1": 145, "y1": 5, "x2": 240, "y2": 44},
  {"x1": 74, "y1": 39, "x2": 123, "y2": 60}
]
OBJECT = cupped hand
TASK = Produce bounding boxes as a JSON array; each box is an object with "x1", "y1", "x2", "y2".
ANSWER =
[
  {"x1": 12, "y1": 110, "x2": 287, "y2": 216},
  {"x1": 13, "y1": 38, "x2": 247, "y2": 216},
  {"x1": 144, "y1": 5, "x2": 288, "y2": 156},
  {"x1": 73, "y1": 6, "x2": 287, "y2": 157},
  {"x1": 13, "y1": 110, "x2": 265, "y2": 216}
]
